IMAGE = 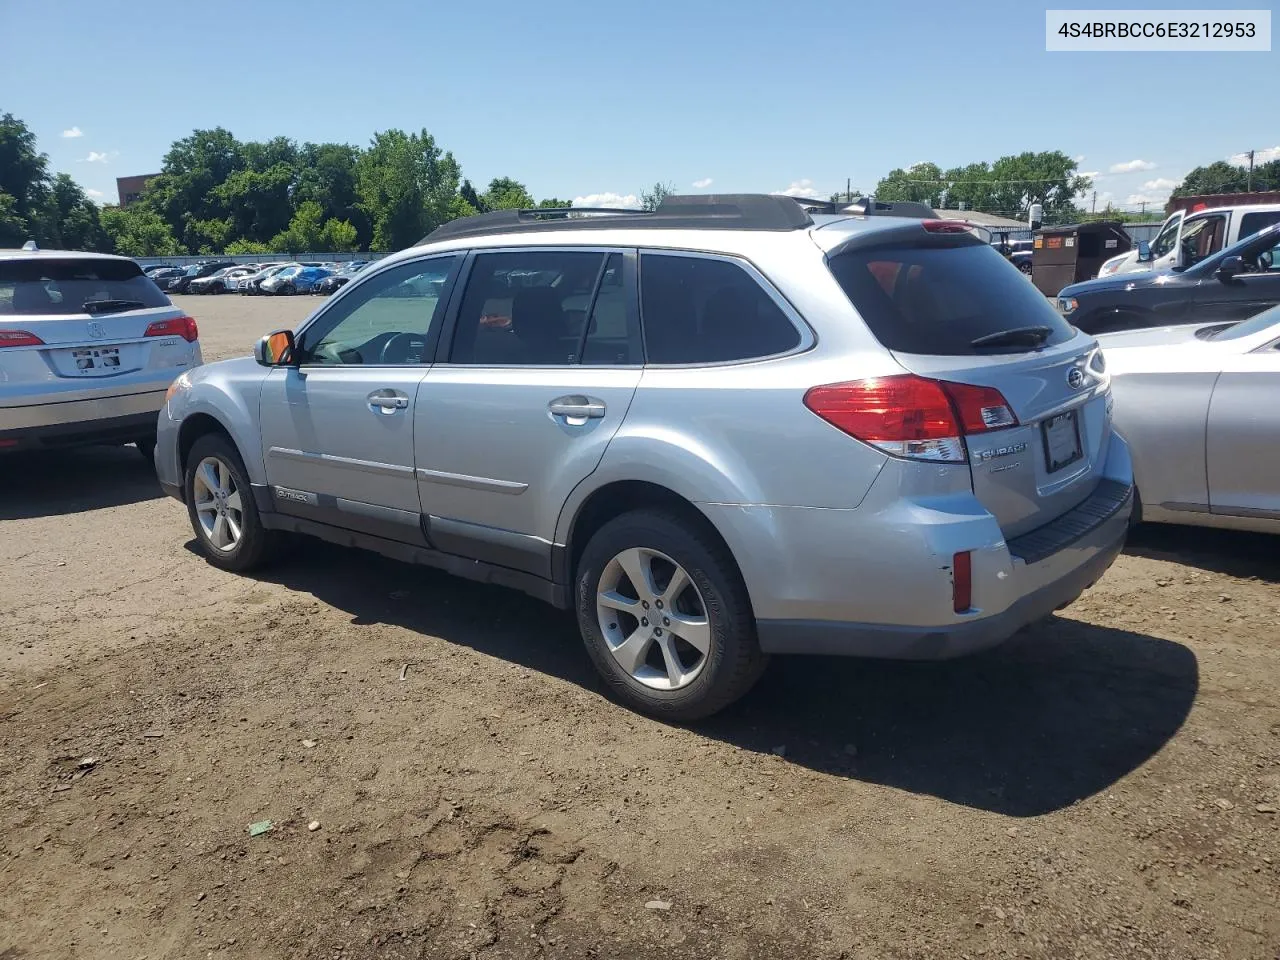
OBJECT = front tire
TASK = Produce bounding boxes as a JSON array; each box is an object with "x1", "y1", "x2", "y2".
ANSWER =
[
  {"x1": 575, "y1": 509, "x2": 767, "y2": 722},
  {"x1": 183, "y1": 433, "x2": 280, "y2": 572}
]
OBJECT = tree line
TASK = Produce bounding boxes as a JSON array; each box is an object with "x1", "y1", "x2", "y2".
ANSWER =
[
  {"x1": 0, "y1": 110, "x2": 577, "y2": 257},
  {"x1": 4, "y1": 107, "x2": 1278, "y2": 255}
]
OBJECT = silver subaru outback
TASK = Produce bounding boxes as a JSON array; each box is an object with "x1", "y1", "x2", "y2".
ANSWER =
[{"x1": 155, "y1": 195, "x2": 1133, "y2": 720}]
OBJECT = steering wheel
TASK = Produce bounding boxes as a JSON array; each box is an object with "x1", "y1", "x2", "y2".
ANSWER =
[{"x1": 380, "y1": 332, "x2": 427, "y2": 364}]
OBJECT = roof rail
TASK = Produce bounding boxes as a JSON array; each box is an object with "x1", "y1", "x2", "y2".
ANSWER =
[{"x1": 419, "y1": 193, "x2": 815, "y2": 245}]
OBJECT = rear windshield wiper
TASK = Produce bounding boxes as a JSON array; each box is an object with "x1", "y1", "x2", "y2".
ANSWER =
[
  {"x1": 83, "y1": 299, "x2": 147, "y2": 315},
  {"x1": 970, "y1": 325, "x2": 1053, "y2": 350}
]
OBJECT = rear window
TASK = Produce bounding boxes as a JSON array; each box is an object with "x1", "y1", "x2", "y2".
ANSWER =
[
  {"x1": 827, "y1": 242, "x2": 1076, "y2": 355},
  {"x1": 0, "y1": 258, "x2": 170, "y2": 316}
]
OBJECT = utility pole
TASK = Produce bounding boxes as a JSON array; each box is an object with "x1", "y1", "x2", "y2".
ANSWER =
[
  {"x1": 846, "y1": 178, "x2": 851, "y2": 203},
  {"x1": 1247, "y1": 149, "x2": 1255, "y2": 191},
  {"x1": 1092, "y1": 191, "x2": 1097, "y2": 214},
  {"x1": 1139, "y1": 200, "x2": 1147, "y2": 217}
]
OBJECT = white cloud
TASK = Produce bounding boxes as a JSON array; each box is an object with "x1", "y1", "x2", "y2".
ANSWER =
[
  {"x1": 1074, "y1": 155, "x2": 1086, "y2": 164},
  {"x1": 1126, "y1": 193, "x2": 1166, "y2": 206},
  {"x1": 773, "y1": 178, "x2": 825, "y2": 198},
  {"x1": 86, "y1": 188, "x2": 105, "y2": 198},
  {"x1": 1080, "y1": 171, "x2": 1100, "y2": 179},
  {"x1": 691, "y1": 177, "x2": 713, "y2": 189},
  {"x1": 79, "y1": 150, "x2": 116, "y2": 164},
  {"x1": 1109, "y1": 159, "x2": 1156, "y2": 174},
  {"x1": 1142, "y1": 177, "x2": 1178, "y2": 192},
  {"x1": 1229, "y1": 145, "x2": 1280, "y2": 166},
  {"x1": 572, "y1": 192, "x2": 641, "y2": 209},
  {"x1": 61, "y1": 126, "x2": 84, "y2": 138}
]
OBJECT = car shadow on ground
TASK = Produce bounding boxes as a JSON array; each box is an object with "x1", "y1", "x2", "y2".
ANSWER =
[
  {"x1": 0, "y1": 446, "x2": 162, "y2": 520},
  {"x1": 231, "y1": 538, "x2": 1198, "y2": 818},
  {"x1": 1125, "y1": 523, "x2": 1280, "y2": 584}
]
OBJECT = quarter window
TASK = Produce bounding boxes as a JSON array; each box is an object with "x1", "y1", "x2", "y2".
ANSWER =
[
  {"x1": 300, "y1": 255, "x2": 459, "y2": 365},
  {"x1": 639, "y1": 253, "x2": 801, "y2": 364}
]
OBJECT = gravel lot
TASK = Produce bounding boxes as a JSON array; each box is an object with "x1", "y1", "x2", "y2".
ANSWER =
[{"x1": 2, "y1": 294, "x2": 1279, "y2": 960}]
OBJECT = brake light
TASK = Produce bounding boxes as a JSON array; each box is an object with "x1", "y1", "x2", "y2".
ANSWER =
[
  {"x1": 802, "y1": 375, "x2": 1018, "y2": 462},
  {"x1": 952, "y1": 551, "x2": 972, "y2": 613},
  {"x1": 0, "y1": 329, "x2": 45, "y2": 348},
  {"x1": 921, "y1": 219, "x2": 972, "y2": 233},
  {"x1": 144, "y1": 315, "x2": 199, "y2": 342}
]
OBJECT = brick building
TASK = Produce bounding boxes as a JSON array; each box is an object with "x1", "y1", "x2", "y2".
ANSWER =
[{"x1": 116, "y1": 173, "x2": 161, "y2": 208}]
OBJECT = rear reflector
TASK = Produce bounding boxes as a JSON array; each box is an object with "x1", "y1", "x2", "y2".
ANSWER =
[
  {"x1": 144, "y1": 315, "x2": 199, "y2": 343},
  {"x1": 0, "y1": 329, "x2": 45, "y2": 348},
  {"x1": 952, "y1": 551, "x2": 972, "y2": 613},
  {"x1": 803, "y1": 374, "x2": 1018, "y2": 463}
]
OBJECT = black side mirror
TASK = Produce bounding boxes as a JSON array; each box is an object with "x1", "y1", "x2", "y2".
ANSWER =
[
  {"x1": 1136, "y1": 240, "x2": 1152, "y2": 263},
  {"x1": 1216, "y1": 255, "x2": 1246, "y2": 281},
  {"x1": 255, "y1": 328, "x2": 296, "y2": 366}
]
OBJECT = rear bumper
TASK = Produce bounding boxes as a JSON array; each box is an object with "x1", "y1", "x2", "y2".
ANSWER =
[
  {"x1": 756, "y1": 487, "x2": 1129, "y2": 658},
  {"x1": 0, "y1": 390, "x2": 167, "y2": 451},
  {"x1": 708, "y1": 431, "x2": 1134, "y2": 660}
]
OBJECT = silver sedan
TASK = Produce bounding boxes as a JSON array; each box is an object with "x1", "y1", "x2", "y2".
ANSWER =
[{"x1": 1099, "y1": 307, "x2": 1280, "y2": 533}]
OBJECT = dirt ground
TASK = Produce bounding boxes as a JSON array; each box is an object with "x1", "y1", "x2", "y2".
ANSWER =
[{"x1": 2, "y1": 294, "x2": 1278, "y2": 960}]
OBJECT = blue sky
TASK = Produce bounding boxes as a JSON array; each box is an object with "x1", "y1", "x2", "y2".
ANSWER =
[{"x1": 1, "y1": 0, "x2": 1275, "y2": 212}]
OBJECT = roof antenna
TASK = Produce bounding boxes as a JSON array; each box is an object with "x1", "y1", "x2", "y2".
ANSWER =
[{"x1": 22, "y1": 240, "x2": 38, "y2": 251}]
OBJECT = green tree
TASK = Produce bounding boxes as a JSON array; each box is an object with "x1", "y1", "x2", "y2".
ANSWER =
[
  {"x1": 481, "y1": 176, "x2": 535, "y2": 210},
  {"x1": 640, "y1": 181, "x2": 676, "y2": 211},
  {"x1": 146, "y1": 127, "x2": 246, "y2": 250},
  {"x1": 100, "y1": 205, "x2": 185, "y2": 256},
  {"x1": 46, "y1": 173, "x2": 109, "y2": 251},
  {"x1": 460, "y1": 179, "x2": 486, "y2": 213},
  {"x1": 0, "y1": 191, "x2": 27, "y2": 247},
  {"x1": 320, "y1": 218, "x2": 359, "y2": 252},
  {"x1": 0, "y1": 110, "x2": 50, "y2": 229},
  {"x1": 874, "y1": 162, "x2": 946, "y2": 205},
  {"x1": 1170, "y1": 159, "x2": 1280, "y2": 198},
  {"x1": 538, "y1": 197, "x2": 572, "y2": 208},
  {"x1": 225, "y1": 238, "x2": 271, "y2": 254},
  {"x1": 355, "y1": 128, "x2": 463, "y2": 251},
  {"x1": 294, "y1": 142, "x2": 368, "y2": 245},
  {"x1": 215, "y1": 164, "x2": 296, "y2": 245},
  {"x1": 270, "y1": 200, "x2": 326, "y2": 252}
]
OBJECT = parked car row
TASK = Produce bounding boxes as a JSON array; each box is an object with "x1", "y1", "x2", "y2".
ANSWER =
[
  {"x1": 143, "y1": 259, "x2": 373, "y2": 296},
  {"x1": 7, "y1": 194, "x2": 1278, "y2": 723}
]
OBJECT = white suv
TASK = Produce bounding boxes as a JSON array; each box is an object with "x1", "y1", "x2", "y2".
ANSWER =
[{"x1": 0, "y1": 244, "x2": 202, "y2": 459}]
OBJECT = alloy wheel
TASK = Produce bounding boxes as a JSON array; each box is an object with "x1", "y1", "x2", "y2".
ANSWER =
[
  {"x1": 192, "y1": 456, "x2": 244, "y2": 552},
  {"x1": 596, "y1": 547, "x2": 712, "y2": 690}
]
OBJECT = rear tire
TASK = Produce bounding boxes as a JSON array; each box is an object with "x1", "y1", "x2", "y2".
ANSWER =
[
  {"x1": 183, "y1": 433, "x2": 280, "y2": 573},
  {"x1": 575, "y1": 509, "x2": 768, "y2": 722}
]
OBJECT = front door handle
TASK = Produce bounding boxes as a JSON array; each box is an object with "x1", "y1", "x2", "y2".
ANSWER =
[
  {"x1": 368, "y1": 390, "x2": 410, "y2": 414},
  {"x1": 548, "y1": 395, "x2": 606, "y2": 420}
]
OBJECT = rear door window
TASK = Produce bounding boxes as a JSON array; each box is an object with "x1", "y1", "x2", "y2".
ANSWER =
[
  {"x1": 639, "y1": 253, "x2": 801, "y2": 364},
  {"x1": 1240, "y1": 210, "x2": 1280, "y2": 238},
  {"x1": 0, "y1": 258, "x2": 170, "y2": 316},
  {"x1": 827, "y1": 242, "x2": 1076, "y2": 355}
]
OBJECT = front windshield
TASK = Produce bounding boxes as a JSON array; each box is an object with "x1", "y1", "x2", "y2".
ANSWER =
[
  {"x1": 277, "y1": 267, "x2": 300, "y2": 278},
  {"x1": 184, "y1": 265, "x2": 200, "y2": 276}
]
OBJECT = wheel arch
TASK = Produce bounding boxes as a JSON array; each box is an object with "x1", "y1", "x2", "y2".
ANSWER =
[{"x1": 555, "y1": 479, "x2": 744, "y2": 598}]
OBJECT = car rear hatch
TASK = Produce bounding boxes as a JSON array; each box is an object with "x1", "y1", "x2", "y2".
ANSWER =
[
  {"x1": 823, "y1": 222, "x2": 1111, "y2": 540},
  {"x1": 0, "y1": 257, "x2": 196, "y2": 399}
]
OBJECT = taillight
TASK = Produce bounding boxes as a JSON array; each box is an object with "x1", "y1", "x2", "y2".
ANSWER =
[
  {"x1": 803, "y1": 375, "x2": 1018, "y2": 463},
  {"x1": 0, "y1": 329, "x2": 45, "y2": 348},
  {"x1": 921, "y1": 219, "x2": 972, "y2": 233},
  {"x1": 144, "y1": 315, "x2": 199, "y2": 342}
]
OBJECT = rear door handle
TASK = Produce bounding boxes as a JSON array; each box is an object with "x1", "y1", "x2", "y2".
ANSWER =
[
  {"x1": 368, "y1": 390, "x2": 410, "y2": 414},
  {"x1": 548, "y1": 395, "x2": 606, "y2": 420}
]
